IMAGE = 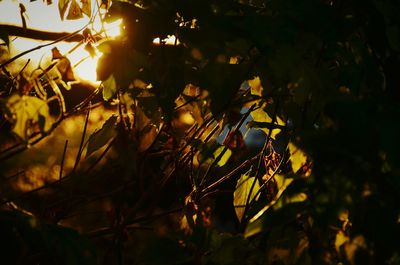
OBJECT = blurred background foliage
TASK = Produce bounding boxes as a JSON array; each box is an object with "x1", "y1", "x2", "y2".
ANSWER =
[{"x1": 0, "y1": 0, "x2": 400, "y2": 264}]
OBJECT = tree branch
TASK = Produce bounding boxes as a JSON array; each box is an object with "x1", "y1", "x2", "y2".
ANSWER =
[{"x1": 0, "y1": 24, "x2": 84, "y2": 42}]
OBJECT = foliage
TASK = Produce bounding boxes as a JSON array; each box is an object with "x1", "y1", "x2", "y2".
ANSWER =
[{"x1": 1, "y1": 0, "x2": 400, "y2": 264}]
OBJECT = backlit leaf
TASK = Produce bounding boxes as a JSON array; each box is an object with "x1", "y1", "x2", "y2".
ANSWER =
[
  {"x1": 248, "y1": 76, "x2": 263, "y2": 97},
  {"x1": 4, "y1": 94, "x2": 50, "y2": 140},
  {"x1": 213, "y1": 146, "x2": 232, "y2": 167},
  {"x1": 288, "y1": 142, "x2": 307, "y2": 173},
  {"x1": 81, "y1": 0, "x2": 91, "y2": 18},
  {"x1": 250, "y1": 107, "x2": 285, "y2": 139},
  {"x1": 66, "y1": 0, "x2": 83, "y2": 20},
  {"x1": 234, "y1": 172, "x2": 261, "y2": 222},
  {"x1": 335, "y1": 230, "x2": 349, "y2": 252},
  {"x1": 58, "y1": 0, "x2": 71, "y2": 20},
  {"x1": 102, "y1": 74, "x2": 117, "y2": 101},
  {"x1": 86, "y1": 115, "x2": 117, "y2": 157},
  {"x1": 249, "y1": 174, "x2": 294, "y2": 223}
]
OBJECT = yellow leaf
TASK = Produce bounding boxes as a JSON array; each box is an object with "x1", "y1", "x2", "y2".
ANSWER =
[
  {"x1": 286, "y1": 192, "x2": 308, "y2": 204},
  {"x1": 249, "y1": 174, "x2": 293, "y2": 222},
  {"x1": 248, "y1": 76, "x2": 263, "y2": 96},
  {"x1": 121, "y1": 92, "x2": 135, "y2": 108},
  {"x1": 5, "y1": 95, "x2": 50, "y2": 140},
  {"x1": 213, "y1": 146, "x2": 232, "y2": 167},
  {"x1": 234, "y1": 172, "x2": 261, "y2": 222},
  {"x1": 250, "y1": 107, "x2": 285, "y2": 139},
  {"x1": 335, "y1": 230, "x2": 349, "y2": 252},
  {"x1": 288, "y1": 142, "x2": 308, "y2": 173}
]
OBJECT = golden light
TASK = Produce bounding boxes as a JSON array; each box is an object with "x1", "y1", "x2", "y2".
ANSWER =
[
  {"x1": 0, "y1": 0, "x2": 123, "y2": 82},
  {"x1": 153, "y1": 35, "x2": 180, "y2": 46}
]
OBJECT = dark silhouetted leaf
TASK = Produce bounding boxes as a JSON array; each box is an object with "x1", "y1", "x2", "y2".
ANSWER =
[{"x1": 86, "y1": 115, "x2": 117, "y2": 157}]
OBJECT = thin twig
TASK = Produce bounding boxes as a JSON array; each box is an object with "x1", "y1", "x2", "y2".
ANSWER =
[
  {"x1": 72, "y1": 107, "x2": 91, "y2": 172},
  {"x1": 200, "y1": 155, "x2": 259, "y2": 196},
  {"x1": 59, "y1": 140, "x2": 68, "y2": 180}
]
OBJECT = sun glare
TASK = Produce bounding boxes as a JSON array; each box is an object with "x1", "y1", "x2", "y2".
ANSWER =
[{"x1": 0, "y1": 0, "x2": 123, "y2": 82}]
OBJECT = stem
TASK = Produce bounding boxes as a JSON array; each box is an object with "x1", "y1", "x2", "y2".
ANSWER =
[
  {"x1": 72, "y1": 107, "x2": 91, "y2": 172},
  {"x1": 59, "y1": 140, "x2": 69, "y2": 180},
  {"x1": 0, "y1": 24, "x2": 84, "y2": 42}
]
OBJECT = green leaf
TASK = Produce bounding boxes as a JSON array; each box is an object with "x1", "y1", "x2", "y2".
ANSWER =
[
  {"x1": 4, "y1": 94, "x2": 50, "y2": 140},
  {"x1": 233, "y1": 171, "x2": 261, "y2": 222},
  {"x1": 86, "y1": 115, "x2": 117, "y2": 157},
  {"x1": 102, "y1": 74, "x2": 117, "y2": 101}
]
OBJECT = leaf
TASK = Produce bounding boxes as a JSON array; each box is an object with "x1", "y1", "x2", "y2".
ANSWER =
[
  {"x1": 248, "y1": 76, "x2": 263, "y2": 97},
  {"x1": 86, "y1": 115, "x2": 117, "y2": 157},
  {"x1": 249, "y1": 174, "x2": 294, "y2": 223},
  {"x1": 250, "y1": 107, "x2": 285, "y2": 139},
  {"x1": 102, "y1": 74, "x2": 117, "y2": 101},
  {"x1": 51, "y1": 47, "x2": 64, "y2": 60},
  {"x1": 58, "y1": 0, "x2": 71, "y2": 20},
  {"x1": 81, "y1": 0, "x2": 91, "y2": 18},
  {"x1": 84, "y1": 43, "x2": 96, "y2": 57},
  {"x1": 0, "y1": 28, "x2": 9, "y2": 47},
  {"x1": 138, "y1": 124, "x2": 158, "y2": 152},
  {"x1": 233, "y1": 172, "x2": 261, "y2": 222},
  {"x1": 201, "y1": 63, "x2": 248, "y2": 115},
  {"x1": 335, "y1": 230, "x2": 349, "y2": 252},
  {"x1": 288, "y1": 142, "x2": 307, "y2": 173},
  {"x1": 4, "y1": 94, "x2": 50, "y2": 140},
  {"x1": 56, "y1": 57, "x2": 76, "y2": 82},
  {"x1": 213, "y1": 146, "x2": 232, "y2": 167},
  {"x1": 66, "y1": 0, "x2": 83, "y2": 20},
  {"x1": 96, "y1": 53, "x2": 114, "y2": 81}
]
